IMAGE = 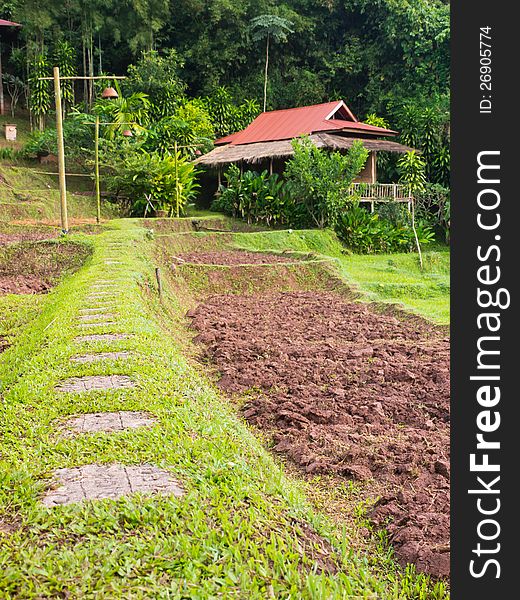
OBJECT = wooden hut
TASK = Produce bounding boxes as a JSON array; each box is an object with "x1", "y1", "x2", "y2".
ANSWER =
[{"x1": 195, "y1": 100, "x2": 414, "y2": 206}]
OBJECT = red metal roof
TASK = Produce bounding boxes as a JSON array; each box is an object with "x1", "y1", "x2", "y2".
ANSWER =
[
  {"x1": 0, "y1": 18, "x2": 21, "y2": 26},
  {"x1": 215, "y1": 101, "x2": 396, "y2": 146}
]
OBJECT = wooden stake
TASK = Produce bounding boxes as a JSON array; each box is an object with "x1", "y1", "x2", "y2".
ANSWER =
[
  {"x1": 53, "y1": 66, "x2": 68, "y2": 233},
  {"x1": 95, "y1": 115, "x2": 101, "y2": 224},
  {"x1": 155, "y1": 267, "x2": 162, "y2": 298}
]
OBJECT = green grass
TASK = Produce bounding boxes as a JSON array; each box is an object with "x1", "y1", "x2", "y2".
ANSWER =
[
  {"x1": 232, "y1": 230, "x2": 450, "y2": 324},
  {"x1": 0, "y1": 114, "x2": 32, "y2": 152},
  {"x1": 0, "y1": 164, "x2": 119, "y2": 223},
  {"x1": 0, "y1": 295, "x2": 43, "y2": 349},
  {"x1": 0, "y1": 219, "x2": 448, "y2": 598}
]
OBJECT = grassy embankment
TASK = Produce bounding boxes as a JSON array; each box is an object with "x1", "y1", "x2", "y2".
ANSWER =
[
  {"x1": 156, "y1": 215, "x2": 450, "y2": 325},
  {"x1": 0, "y1": 160, "x2": 119, "y2": 224},
  {"x1": 0, "y1": 218, "x2": 447, "y2": 598}
]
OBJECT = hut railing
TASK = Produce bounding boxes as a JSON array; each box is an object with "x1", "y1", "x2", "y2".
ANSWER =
[{"x1": 347, "y1": 182, "x2": 412, "y2": 212}]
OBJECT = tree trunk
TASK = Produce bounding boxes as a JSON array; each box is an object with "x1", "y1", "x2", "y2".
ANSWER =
[{"x1": 263, "y1": 33, "x2": 270, "y2": 113}]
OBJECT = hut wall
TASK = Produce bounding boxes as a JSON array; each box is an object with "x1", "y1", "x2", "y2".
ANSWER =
[{"x1": 353, "y1": 151, "x2": 376, "y2": 183}]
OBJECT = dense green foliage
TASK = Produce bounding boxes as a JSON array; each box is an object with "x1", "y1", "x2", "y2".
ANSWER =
[
  {"x1": 212, "y1": 140, "x2": 436, "y2": 254},
  {"x1": 213, "y1": 139, "x2": 369, "y2": 230},
  {"x1": 104, "y1": 150, "x2": 200, "y2": 216},
  {"x1": 284, "y1": 137, "x2": 369, "y2": 228},
  {"x1": 212, "y1": 165, "x2": 298, "y2": 227},
  {"x1": 3, "y1": 0, "x2": 449, "y2": 115},
  {"x1": 2, "y1": 0, "x2": 450, "y2": 220},
  {"x1": 336, "y1": 202, "x2": 434, "y2": 254}
]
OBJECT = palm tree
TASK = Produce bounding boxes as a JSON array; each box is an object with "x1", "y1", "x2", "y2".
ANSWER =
[{"x1": 250, "y1": 14, "x2": 294, "y2": 112}]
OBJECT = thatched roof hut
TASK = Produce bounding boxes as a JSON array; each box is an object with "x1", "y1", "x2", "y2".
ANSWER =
[{"x1": 194, "y1": 132, "x2": 413, "y2": 168}]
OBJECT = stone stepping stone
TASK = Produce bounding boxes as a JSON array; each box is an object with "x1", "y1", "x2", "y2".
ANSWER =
[
  {"x1": 78, "y1": 313, "x2": 115, "y2": 322},
  {"x1": 79, "y1": 306, "x2": 115, "y2": 314},
  {"x1": 42, "y1": 464, "x2": 184, "y2": 506},
  {"x1": 75, "y1": 333, "x2": 129, "y2": 343},
  {"x1": 63, "y1": 411, "x2": 156, "y2": 433},
  {"x1": 56, "y1": 375, "x2": 135, "y2": 392},
  {"x1": 77, "y1": 321, "x2": 117, "y2": 328},
  {"x1": 71, "y1": 351, "x2": 132, "y2": 364}
]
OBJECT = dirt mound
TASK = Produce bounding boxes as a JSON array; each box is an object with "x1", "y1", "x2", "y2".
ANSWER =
[
  {"x1": 188, "y1": 291, "x2": 450, "y2": 578},
  {"x1": 175, "y1": 251, "x2": 303, "y2": 265},
  {"x1": 0, "y1": 240, "x2": 92, "y2": 296}
]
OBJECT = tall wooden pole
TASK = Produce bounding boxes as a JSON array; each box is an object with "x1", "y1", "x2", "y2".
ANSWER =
[
  {"x1": 53, "y1": 66, "x2": 68, "y2": 233},
  {"x1": 95, "y1": 115, "x2": 101, "y2": 223},
  {"x1": 174, "y1": 140, "x2": 179, "y2": 218},
  {"x1": 0, "y1": 44, "x2": 4, "y2": 116}
]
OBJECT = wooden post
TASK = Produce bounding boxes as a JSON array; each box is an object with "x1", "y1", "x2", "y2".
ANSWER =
[
  {"x1": 95, "y1": 115, "x2": 101, "y2": 224},
  {"x1": 53, "y1": 67, "x2": 69, "y2": 233},
  {"x1": 174, "y1": 140, "x2": 179, "y2": 218},
  {"x1": 155, "y1": 267, "x2": 162, "y2": 298},
  {"x1": 0, "y1": 43, "x2": 4, "y2": 116}
]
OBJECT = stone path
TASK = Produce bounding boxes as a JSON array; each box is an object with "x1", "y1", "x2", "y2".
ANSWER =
[
  {"x1": 77, "y1": 321, "x2": 117, "y2": 328},
  {"x1": 56, "y1": 375, "x2": 135, "y2": 392},
  {"x1": 42, "y1": 264, "x2": 185, "y2": 508},
  {"x1": 42, "y1": 464, "x2": 184, "y2": 506},
  {"x1": 71, "y1": 351, "x2": 132, "y2": 364},
  {"x1": 75, "y1": 333, "x2": 129, "y2": 343},
  {"x1": 63, "y1": 411, "x2": 156, "y2": 433},
  {"x1": 78, "y1": 313, "x2": 116, "y2": 322}
]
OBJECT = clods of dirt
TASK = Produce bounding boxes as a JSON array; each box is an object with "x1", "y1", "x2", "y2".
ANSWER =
[
  {"x1": 0, "y1": 275, "x2": 52, "y2": 295},
  {"x1": 188, "y1": 291, "x2": 450, "y2": 578},
  {"x1": 174, "y1": 250, "x2": 304, "y2": 265}
]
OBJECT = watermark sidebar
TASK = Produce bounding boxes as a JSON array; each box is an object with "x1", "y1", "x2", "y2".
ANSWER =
[{"x1": 451, "y1": 2, "x2": 516, "y2": 597}]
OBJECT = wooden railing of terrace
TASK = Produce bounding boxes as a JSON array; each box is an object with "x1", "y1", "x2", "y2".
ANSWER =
[{"x1": 348, "y1": 182, "x2": 413, "y2": 212}]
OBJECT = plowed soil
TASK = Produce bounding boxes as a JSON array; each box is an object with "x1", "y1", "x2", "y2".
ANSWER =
[
  {"x1": 175, "y1": 251, "x2": 303, "y2": 265},
  {"x1": 0, "y1": 275, "x2": 51, "y2": 295},
  {"x1": 0, "y1": 231, "x2": 59, "y2": 245},
  {"x1": 188, "y1": 291, "x2": 450, "y2": 578}
]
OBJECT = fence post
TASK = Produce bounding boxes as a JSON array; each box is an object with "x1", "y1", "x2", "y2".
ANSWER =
[
  {"x1": 95, "y1": 115, "x2": 101, "y2": 224},
  {"x1": 53, "y1": 66, "x2": 68, "y2": 233}
]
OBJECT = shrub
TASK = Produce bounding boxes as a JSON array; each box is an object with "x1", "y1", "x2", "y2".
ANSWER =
[
  {"x1": 335, "y1": 202, "x2": 435, "y2": 254},
  {"x1": 23, "y1": 112, "x2": 94, "y2": 159},
  {"x1": 212, "y1": 165, "x2": 297, "y2": 227},
  {"x1": 284, "y1": 137, "x2": 369, "y2": 228},
  {"x1": 414, "y1": 183, "x2": 451, "y2": 242},
  {"x1": 104, "y1": 151, "x2": 200, "y2": 217}
]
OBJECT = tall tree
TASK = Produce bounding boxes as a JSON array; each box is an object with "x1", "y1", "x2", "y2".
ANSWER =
[{"x1": 249, "y1": 14, "x2": 293, "y2": 112}]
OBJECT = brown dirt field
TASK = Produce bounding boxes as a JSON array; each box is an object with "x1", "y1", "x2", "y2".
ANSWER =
[
  {"x1": 0, "y1": 240, "x2": 92, "y2": 296},
  {"x1": 0, "y1": 231, "x2": 59, "y2": 245},
  {"x1": 0, "y1": 275, "x2": 52, "y2": 295},
  {"x1": 174, "y1": 250, "x2": 304, "y2": 265},
  {"x1": 188, "y1": 291, "x2": 450, "y2": 578}
]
